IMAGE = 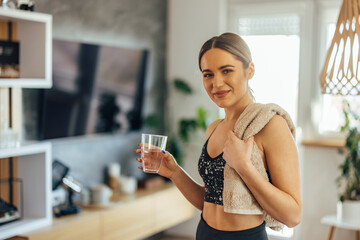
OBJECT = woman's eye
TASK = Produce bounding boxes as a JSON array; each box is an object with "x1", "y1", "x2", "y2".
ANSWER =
[
  {"x1": 203, "y1": 73, "x2": 213, "y2": 78},
  {"x1": 223, "y1": 69, "x2": 232, "y2": 74}
]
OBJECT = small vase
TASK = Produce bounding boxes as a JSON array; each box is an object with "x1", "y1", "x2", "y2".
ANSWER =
[{"x1": 337, "y1": 200, "x2": 360, "y2": 224}]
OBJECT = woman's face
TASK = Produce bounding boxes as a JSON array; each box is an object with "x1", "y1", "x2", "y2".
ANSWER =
[{"x1": 200, "y1": 48, "x2": 253, "y2": 109}]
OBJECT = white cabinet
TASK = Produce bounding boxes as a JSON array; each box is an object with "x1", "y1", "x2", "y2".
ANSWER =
[
  {"x1": 0, "y1": 8, "x2": 52, "y2": 88},
  {"x1": 0, "y1": 142, "x2": 52, "y2": 240},
  {"x1": 0, "y1": 8, "x2": 53, "y2": 239}
]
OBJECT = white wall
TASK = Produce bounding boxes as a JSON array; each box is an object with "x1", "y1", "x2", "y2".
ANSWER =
[
  {"x1": 296, "y1": 145, "x2": 355, "y2": 240},
  {"x1": 167, "y1": 0, "x2": 355, "y2": 239},
  {"x1": 166, "y1": 0, "x2": 227, "y2": 129}
]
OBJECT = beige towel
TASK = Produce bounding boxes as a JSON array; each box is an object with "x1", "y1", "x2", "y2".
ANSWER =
[{"x1": 223, "y1": 102, "x2": 296, "y2": 231}]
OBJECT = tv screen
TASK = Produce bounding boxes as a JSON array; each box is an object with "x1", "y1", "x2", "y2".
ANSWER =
[{"x1": 37, "y1": 39, "x2": 148, "y2": 140}]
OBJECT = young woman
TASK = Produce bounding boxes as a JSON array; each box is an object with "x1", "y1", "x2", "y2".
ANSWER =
[{"x1": 136, "y1": 32, "x2": 301, "y2": 240}]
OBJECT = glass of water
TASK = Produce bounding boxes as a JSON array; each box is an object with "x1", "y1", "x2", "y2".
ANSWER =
[{"x1": 141, "y1": 134, "x2": 167, "y2": 173}]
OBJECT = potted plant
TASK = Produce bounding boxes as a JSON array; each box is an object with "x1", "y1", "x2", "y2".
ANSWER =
[{"x1": 336, "y1": 99, "x2": 360, "y2": 223}]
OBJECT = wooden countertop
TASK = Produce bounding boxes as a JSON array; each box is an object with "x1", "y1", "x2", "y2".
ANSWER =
[{"x1": 22, "y1": 183, "x2": 195, "y2": 240}]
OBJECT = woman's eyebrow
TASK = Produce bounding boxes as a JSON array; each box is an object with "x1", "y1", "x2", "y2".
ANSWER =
[
  {"x1": 219, "y1": 65, "x2": 235, "y2": 70},
  {"x1": 202, "y1": 65, "x2": 235, "y2": 73}
]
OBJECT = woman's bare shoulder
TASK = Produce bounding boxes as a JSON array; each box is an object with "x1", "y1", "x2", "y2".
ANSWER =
[
  {"x1": 205, "y1": 119, "x2": 223, "y2": 139},
  {"x1": 264, "y1": 114, "x2": 289, "y2": 131},
  {"x1": 257, "y1": 114, "x2": 295, "y2": 147}
]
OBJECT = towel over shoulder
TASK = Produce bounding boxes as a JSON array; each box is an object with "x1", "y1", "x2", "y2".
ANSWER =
[{"x1": 223, "y1": 102, "x2": 296, "y2": 231}]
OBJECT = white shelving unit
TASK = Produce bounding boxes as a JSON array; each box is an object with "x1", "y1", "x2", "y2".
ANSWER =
[
  {"x1": 0, "y1": 142, "x2": 52, "y2": 240},
  {"x1": 0, "y1": 8, "x2": 52, "y2": 88},
  {"x1": 0, "y1": 8, "x2": 53, "y2": 240}
]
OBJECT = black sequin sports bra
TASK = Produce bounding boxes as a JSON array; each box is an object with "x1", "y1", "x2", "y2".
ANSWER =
[
  {"x1": 198, "y1": 120, "x2": 225, "y2": 205},
  {"x1": 198, "y1": 120, "x2": 273, "y2": 206}
]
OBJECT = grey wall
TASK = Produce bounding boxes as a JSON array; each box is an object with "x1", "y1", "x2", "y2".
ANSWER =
[{"x1": 22, "y1": 0, "x2": 167, "y2": 186}]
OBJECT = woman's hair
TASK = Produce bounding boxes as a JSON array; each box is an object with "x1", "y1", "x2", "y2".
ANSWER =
[
  {"x1": 198, "y1": 32, "x2": 255, "y2": 100},
  {"x1": 198, "y1": 32, "x2": 252, "y2": 71}
]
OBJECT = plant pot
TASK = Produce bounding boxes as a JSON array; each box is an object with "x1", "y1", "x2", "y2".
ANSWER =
[{"x1": 337, "y1": 200, "x2": 360, "y2": 224}]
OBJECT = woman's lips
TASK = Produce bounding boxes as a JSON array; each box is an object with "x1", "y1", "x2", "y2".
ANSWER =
[{"x1": 213, "y1": 90, "x2": 231, "y2": 98}]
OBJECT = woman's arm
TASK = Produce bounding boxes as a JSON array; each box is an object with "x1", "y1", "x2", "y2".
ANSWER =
[
  {"x1": 168, "y1": 163, "x2": 205, "y2": 211},
  {"x1": 223, "y1": 115, "x2": 302, "y2": 228}
]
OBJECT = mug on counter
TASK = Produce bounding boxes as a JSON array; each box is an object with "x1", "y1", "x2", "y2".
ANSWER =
[
  {"x1": 90, "y1": 184, "x2": 112, "y2": 206},
  {"x1": 118, "y1": 175, "x2": 137, "y2": 194}
]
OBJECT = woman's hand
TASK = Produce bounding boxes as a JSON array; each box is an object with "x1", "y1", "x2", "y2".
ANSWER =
[
  {"x1": 222, "y1": 131, "x2": 254, "y2": 175},
  {"x1": 136, "y1": 145, "x2": 180, "y2": 180}
]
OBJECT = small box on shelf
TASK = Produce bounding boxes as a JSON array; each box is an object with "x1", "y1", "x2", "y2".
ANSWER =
[{"x1": 0, "y1": 40, "x2": 20, "y2": 78}]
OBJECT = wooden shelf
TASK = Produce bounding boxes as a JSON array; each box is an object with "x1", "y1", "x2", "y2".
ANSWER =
[
  {"x1": 0, "y1": 8, "x2": 52, "y2": 88},
  {"x1": 22, "y1": 183, "x2": 195, "y2": 240},
  {"x1": 301, "y1": 138, "x2": 345, "y2": 148}
]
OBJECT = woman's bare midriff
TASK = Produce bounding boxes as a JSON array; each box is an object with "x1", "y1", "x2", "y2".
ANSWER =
[{"x1": 203, "y1": 202, "x2": 265, "y2": 231}]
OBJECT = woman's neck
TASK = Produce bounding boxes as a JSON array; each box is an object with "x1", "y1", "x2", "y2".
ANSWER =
[{"x1": 223, "y1": 95, "x2": 253, "y2": 124}]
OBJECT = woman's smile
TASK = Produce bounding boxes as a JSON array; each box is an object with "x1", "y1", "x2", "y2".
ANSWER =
[{"x1": 213, "y1": 90, "x2": 231, "y2": 98}]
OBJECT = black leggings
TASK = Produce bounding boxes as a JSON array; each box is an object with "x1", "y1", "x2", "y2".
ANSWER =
[{"x1": 196, "y1": 214, "x2": 268, "y2": 240}]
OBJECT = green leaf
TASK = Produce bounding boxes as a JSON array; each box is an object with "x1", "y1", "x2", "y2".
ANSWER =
[
  {"x1": 338, "y1": 99, "x2": 360, "y2": 201},
  {"x1": 174, "y1": 78, "x2": 192, "y2": 94},
  {"x1": 196, "y1": 106, "x2": 208, "y2": 130},
  {"x1": 143, "y1": 114, "x2": 162, "y2": 128},
  {"x1": 179, "y1": 119, "x2": 197, "y2": 141}
]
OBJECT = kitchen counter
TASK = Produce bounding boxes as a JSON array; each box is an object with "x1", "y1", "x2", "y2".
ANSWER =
[{"x1": 20, "y1": 183, "x2": 195, "y2": 240}]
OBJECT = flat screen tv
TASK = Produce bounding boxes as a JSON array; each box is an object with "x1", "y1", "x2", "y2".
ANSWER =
[{"x1": 37, "y1": 39, "x2": 148, "y2": 140}]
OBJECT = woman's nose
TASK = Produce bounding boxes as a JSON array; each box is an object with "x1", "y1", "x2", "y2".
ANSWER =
[{"x1": 213, "y1": 75, "x2": 224, "y2": 88}]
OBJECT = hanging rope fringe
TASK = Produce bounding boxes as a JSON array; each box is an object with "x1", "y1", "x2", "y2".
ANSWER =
[{"x1": 320, "y1": 0, "x2": 360, "y2": 95}]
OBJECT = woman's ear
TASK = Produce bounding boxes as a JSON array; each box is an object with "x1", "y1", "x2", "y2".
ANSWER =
[{"x1": 247, "y1": 62, "x2": 255, "y2": 80}]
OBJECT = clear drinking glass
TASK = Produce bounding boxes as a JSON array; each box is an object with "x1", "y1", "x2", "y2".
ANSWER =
[{"x1": 141, "y1": 134, "x2": 167, "y2": 173}]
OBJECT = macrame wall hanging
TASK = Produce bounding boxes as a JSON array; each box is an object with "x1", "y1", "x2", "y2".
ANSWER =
[{"x1": 320, "y1": 0, "x2": 360, "y2": 95}]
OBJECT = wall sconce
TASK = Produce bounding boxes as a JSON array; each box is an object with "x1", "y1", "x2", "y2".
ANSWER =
[{"x1": 320, "y1": 0, "x2": 360, "y2": 95}]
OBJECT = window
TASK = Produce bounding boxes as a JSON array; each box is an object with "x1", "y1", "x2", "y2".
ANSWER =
[{"x1": 242, "y1": 34, "x2": 300, "y2": 124}]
